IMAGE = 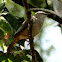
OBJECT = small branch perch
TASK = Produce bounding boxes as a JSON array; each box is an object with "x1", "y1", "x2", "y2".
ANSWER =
[
  {"x1": 28, "y1": 8, "x2": 57, "y2": 15},
  {"x1": 45, "y1": 0, "x2": 50, "y2": 9},
  {"x1": 22, "y1": 0, "x2": 36, "y2": 62},
  {"x1": 28, "y1": 8, "x2": 62, "y2": 24}
]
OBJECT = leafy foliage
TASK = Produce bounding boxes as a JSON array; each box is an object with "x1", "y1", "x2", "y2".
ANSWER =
[
  {"x1": 3, "y1": 13, "x2": 24, "y2": 30},
  {"x1": 0, "y1": 3, "x2": 5, "y2": 11},
  {"x1": 0, "y1": 0, "x2": 56, "y2": 62},
  {"x1": 27, "y1": 0, "x2": 46, "y2": 7}
]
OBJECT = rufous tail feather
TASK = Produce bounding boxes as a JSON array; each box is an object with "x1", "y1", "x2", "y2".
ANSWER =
[{"x1": 7, "y1": 37, "x2": 19, "y2": 53}]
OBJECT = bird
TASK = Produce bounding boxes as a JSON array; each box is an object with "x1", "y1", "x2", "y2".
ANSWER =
[
  {"x1": 51, "y1": 0, "x2": 62, "y2": 17},
  {"x1": 7, "y1": 11, "x2": 50, "y2": 52}
]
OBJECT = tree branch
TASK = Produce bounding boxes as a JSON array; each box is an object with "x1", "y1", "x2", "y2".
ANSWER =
[
  {"x1": 29, "y1": 8, "x2": 57, "y2": 15},
  {"x1": 45, "y1": 0, "x2": 50, "y2": 9},
  {"x1": 48, "y1": 14, "x2": 62, "y2": 24},
  {"x1": 22, "y1": 0, "x2": 36, "y2": 62},
  {"x1": 28, "y1": 8, "x2": 62, "y2": 24}
]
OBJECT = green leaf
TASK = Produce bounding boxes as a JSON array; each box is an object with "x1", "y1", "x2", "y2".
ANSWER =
[
  {"x1": 35, "y1": 50, "x2": 43, "y2": 62},
  {"x1": 17, "y1": 40, "x2": 25, "y2": 46},
  {"x1": 0, "y1": 18, "x2": 11, "y2": 33},
  {"x1": 5, "y1": 0, "x2": 25, "y2": 18},
  {"x1": 3, "y1": 14, "x2": 24, "y2": 30},
  {"x1": 0, "y1": 30, "x2": 4, "y2": 37},
  {"x1": 0, "y1": 3, "x2": 5, "y2": 11},
  {"x1": 0, "y1": 53, "x2": 19, "y2": 62},
  {"x1": 8, "y1": 59, "x2": 12, "y2": 62},
  {"x1": 5, "y1": 59, "x2": 8, "y2": 62},
  {"x1": 8, "y1": 53, "x2": 15, "y2": 62},
  {"x1": 0, "y1": 53, "x2": 7, "y2": 61},
  {"x1": 24, "y1": 50, "x2": 30, "y2": 56},
  {"x1": 0, "y1": 51, "x2": 4, "y2": 56},
  {"x1": 27, "y1": 0, "x2": 46, "y2": 7},
  {"x1": 21, "y1": 56, "x2": 30, "y2": 61},
  {"x1": 0, "y1": 0, "x2": 3, "y2": 4},
  {"x1": 12, "y1": 0, "x2": 23, "y2": 6},
  {"x1": 9, "y1": 54, "x2": 21, "y2": 62},
  {"x1": 0, "y1": 41, "x2": 4, "y2": 51},
  {"x1": 14, "y1": 54, "x2": 21, "y2": 62},
  {"x1": 12, "y1": 0, "x2": 35, "y2": 8},
  {"x1": 4, "y1": 7, "x2": 9, "y2": 12}
]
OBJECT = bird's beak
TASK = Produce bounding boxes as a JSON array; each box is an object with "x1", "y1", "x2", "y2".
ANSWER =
[
  {"x1": 48, "y1": 13, "x2": 52, "y2": 15},
  {"x1": 43, "y1": 12, "x2": 52, "y2": 15}
]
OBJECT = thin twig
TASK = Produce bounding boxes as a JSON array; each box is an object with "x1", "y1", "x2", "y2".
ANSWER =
[
  {"x1": 45, "y1": 0, "x2": 50, "y2": 9},
  {"x1": 22, "y1": 0, "x2": 36, "y2": 62},
  {"x1": 28, "y1": 8, "x2": 62, "y2": 24},
  {"x1": 29, "y1": 8, "x2": 57, "y2": 15}
]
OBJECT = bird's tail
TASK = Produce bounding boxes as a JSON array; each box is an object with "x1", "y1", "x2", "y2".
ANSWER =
[{"x1": 7, "y1": 37, "x2": 19, "y2": 53}]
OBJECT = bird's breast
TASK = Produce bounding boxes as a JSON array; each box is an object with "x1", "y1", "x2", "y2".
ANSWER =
[{"x1": 32, "y1": 20, "x2": 43, "y2": 37}]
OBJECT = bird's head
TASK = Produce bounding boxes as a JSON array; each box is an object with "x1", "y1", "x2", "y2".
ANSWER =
[{"x1": 34, "y1": 11, "x2": 51, "y2": 19}]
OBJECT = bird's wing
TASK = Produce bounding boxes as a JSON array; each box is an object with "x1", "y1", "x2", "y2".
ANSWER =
[
  {"x1": 14, "y1": 20, "x2": 28, "y2": 37},
  {"x1": 7, "y1": 20, "x2": 28, "y2": 52}
]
